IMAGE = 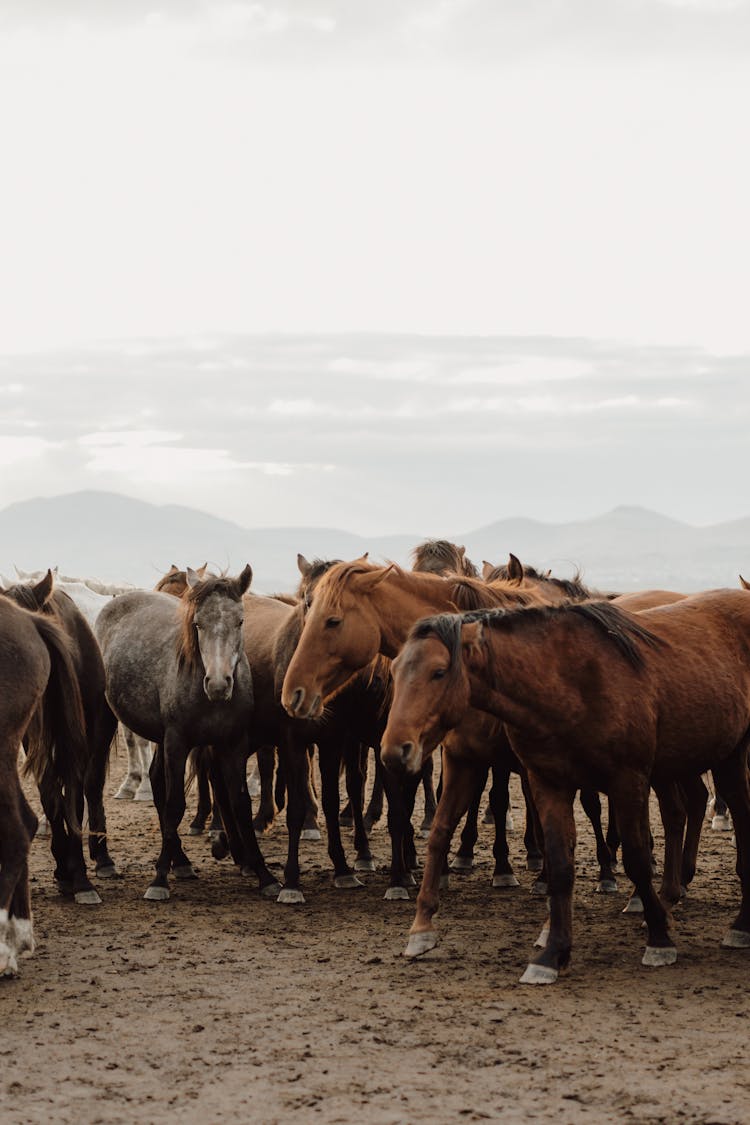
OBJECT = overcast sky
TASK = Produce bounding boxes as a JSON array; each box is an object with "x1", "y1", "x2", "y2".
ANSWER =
[{"x1": 0, "y1": 1, "x2": 748, "y2": 532}]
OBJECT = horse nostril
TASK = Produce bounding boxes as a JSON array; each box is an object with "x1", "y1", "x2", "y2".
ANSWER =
[
  {"x1": 290, "y1": 687, "x2": 304, "y2": 714},
  {"x1": 401, "y1": 742, "x2": 414, "y2": 761}
]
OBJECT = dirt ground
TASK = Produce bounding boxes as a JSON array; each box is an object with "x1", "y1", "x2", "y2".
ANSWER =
[{"x1": 2, "y1": 767, "x2": 749, "y2": 1125}]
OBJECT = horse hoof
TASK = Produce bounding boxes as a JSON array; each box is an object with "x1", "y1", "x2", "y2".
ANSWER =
[
  {"x1": 450, "y1": 855, "x2": 473, "y2": 872},
  {"x1": 623, "y1": 894, "x2": 644, "y2": 914},
  {"x1": 188, "y1": 825, "x2": 204, "y2": 837},
  {"x1": 519, "y1": 963, "x2": 558, "y2": 985},
  {"x1": 404, "y1": 931, "x2": 437, "y2": 958},
  {"x1": 354, "y1": 858, "x2": 376, "y2": 873},
  {"x1": 384, "y1": 886, "x2": 410, "y2": 901},
  {"x1": 419, "y1": 828, "x2": 431, "y2": 839},
  {"x1": 534, "y1": 926, "x2": 550, "y2": 949},
  {"x1": 595, "y1": 879, "x2": 618, "y2": 894},
  {"x1": 526, "y1": 857, "x2": 544, "y2": 872},
  {"x1": 439, "y1": 874, "x2": 450, "y2": 891},
  {"x1": 711, "y1": 814, "x2": 732, "y2": 831},
  {"x1": 402, "y1": 873, "x2": 417, "y2": 888},
  {"x1": 74, "y1": 889, "x2": 102, "y2": 905},
  {"x1": 134, "y1": 788, "x2": 153, "y2": 803},
  {"x1": 144, "y1": 885, "x2": 170, "y2": 901},
  {"x1": 173, "y1": 865, "x2": 198, "y2": 880},
  {"x1": 333, "y1": 874, "x2": 364, "y2": 889},
  {"x1": 301, "y1": 829, "x2": 321, "y2": 842},
  {"x1": 505, "y1": 812, "x2": 515, "y2": 832},
  {"x1": 114, "y1": 787, "x2": 136, "y2": 800},
  {"x1": 339, "y1": 816, "x2": 354, "y2": 829},
  {"x1": 9, "y1": 919, "x2": 35, "y2": 958},
  {"x1": 260, "y1": 881, "x2": 283, "y2": 899},
  {"x1": 531, "y1": 880, "x2": 548, "y2": 897},
  {"x1": 96, "y1": 865, "x2": 119, "y2": 880},
  {"x1": 277, "y1": 888, "x2": 305, "y2": 905},
  {"x1": 211, "y1": 839, "x2": 230, "y2": 861},
  {"x1": 0, "y1": 945, "x2": 19, "y2": 978},
  {"x1": 642, "y1": 945, "x2": 677, "y2": 967},
  {"x1": 492, "y1": 873, "x2": 520, "y2": 888},
  {"x1": 721, "y1": 929, "x2": 750, "y2": 948}
]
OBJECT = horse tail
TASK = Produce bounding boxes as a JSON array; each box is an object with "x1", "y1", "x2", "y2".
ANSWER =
[
  {"x1": 24, "y1": 613, "x2": 88, "y2": 834},
  {"x1": 185, "y1": 744, "x2": 212, "y2": 796}
]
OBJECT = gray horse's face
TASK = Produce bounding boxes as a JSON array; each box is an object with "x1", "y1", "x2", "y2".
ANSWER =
[{"x1": 194, "y1": 592, "x2": 246, "y2": 702}]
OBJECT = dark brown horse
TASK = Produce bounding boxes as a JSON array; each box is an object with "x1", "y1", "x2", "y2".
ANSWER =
[
  {"x1": 1, "y1": 570, "x2": 119, "y2": 903},
  {"x1": 0, "y1": 595, "x2": 88, "y2": 976},
  {"x1": 381, "y1": 592, "x2": 750, "y2": 983}
]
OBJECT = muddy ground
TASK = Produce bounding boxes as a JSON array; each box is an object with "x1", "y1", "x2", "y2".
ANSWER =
[{"x1": 2, "y1": 768, "x2": 749, "y2": 1125}]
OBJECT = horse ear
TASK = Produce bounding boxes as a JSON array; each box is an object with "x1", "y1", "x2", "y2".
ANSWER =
[
  {"x1": 236, "y1": 564, "x2": 253, "y2": 595},
  {"x1": 740, "y1": 575, "x2": 750, "y2": 591},
  {"x1": 507, "y1": 553, "x2": 524, "y2": 585},
  {"x1": 458, "y1": 545, "x2": 466, "y2": 558},
  {"x1": 186, "y1": 567, "x2": 201, "y2": 588},
  {"x1": 31, "y1": 569, "x2": 55, "y2": 609},
  {"x1": 354, "y1": 563, "x2": 396, "y2": 592},
  {"x1": 167, "y1": 564, "x2": 179, "y2": 575},
  {"x1": 297, "y1": 554, "x2": 312, "y2": 577},
  {"x1": 461, "y1": 620, "x2": 486, "y2": 667},
  {"x1": 197, "y1": 563, "x2": 208, "y2": 578},
  {"x1": 481, "y1": 561, "x2": 494, "y2": 581}
]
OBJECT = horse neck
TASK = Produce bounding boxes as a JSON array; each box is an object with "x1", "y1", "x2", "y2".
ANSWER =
[
  {"x1": 470, "y1": 619, "x2": 582, "y2": 735},
  {"x1": 366, "y1": 571, "x2": 463, "y2": 657}
]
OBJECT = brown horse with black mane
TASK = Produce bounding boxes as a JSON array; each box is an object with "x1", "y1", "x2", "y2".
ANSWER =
[
  {"x1": 381, "y1": 591, "x2": 750, "y2": 983},
  {"x1": 0, "y1": 594, "x2": 88, "y2": 977}
]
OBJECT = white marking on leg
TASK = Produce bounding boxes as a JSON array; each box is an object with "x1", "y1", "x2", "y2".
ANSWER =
[{"x1": 9, "y1": 917, "x2": 35, "y2": 958}]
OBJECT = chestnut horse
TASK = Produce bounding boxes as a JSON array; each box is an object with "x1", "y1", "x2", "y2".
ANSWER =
[
  {"x1": 381, "y1": 592, "x2": 750, "y2": 983},
  {"x1": 1, "y1": 571, "x2": 119, "y2": 902},
  {"x1": 0, "y1": 595, "x2": 88, "y2": 976},
  {"x1": 282, "y1": 559, "x2": 551, "y2": 892}
]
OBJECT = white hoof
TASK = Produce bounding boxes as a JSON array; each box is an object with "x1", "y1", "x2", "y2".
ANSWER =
[
  {"x1": 260, "y1": 881, "x2": 283, "y2": 899},
  {"x1": 96, "y1": 865, "x2": 118, "y2": 880},
  {"x1": 519, "y1": 962, "x2": 558, "y2": 985},
  {"x1": 419, "y1": 828, "x2": 431, "y2": 839},
  {"x1": 722, "y1": 929, "x2": 750, "y2": 948},
  {"x1": 333, "y1": 874, "x2": 364, "y2": 889},
  {"x1": 642, "y1": 945, "x2": 677, "y2": 967},
  {"x1": 384, "y1": 886, "x2": 410, "y2": 901},
  {"x1": 114, "y1": 784, "x2": 137, "y2": 800},
  {"x1": 439, "y1": 874, "x2": 450, "y2": 891},
  {"x1": 9, "y1": 918, "x2": 34, "y2": 958},
  {"x1": 354, "y1": 858, "x2": 376, "y2": 873},
  {"x1": 622, "y1": 894, "x2": 644, "y2": 914},
  {"x1": 277, "y1": 888, "x2": 305, "y2": 904},
  {"x1": 0, "y1": 944, "x2": 19, "y2": 978},
  {"x1": 711, "y1": 814, "x2": 732, "y2": 831},
  {"x1": 74, "y1": 889, "x2": 102, "y2": 905},
  {"x1": 450, "y1": 855, "x2": 473, "y2": 872},
  {"x1": 301, "y1": 828, "x2": 321, "y2": 841},
  {"x1": 134, "y1": 786, "x2": 153, "y2": 803},
  {"x1": 505, "y1": 811, "x2": 515, "y2": 832},
  {"x1": 173, "y1": 865, "x2": 198, "y2": 880},
  {"x1": 492, "y1": 872, "x2": 520, "y2": 888},
  {"x1": 36, "y1": 816, "x2": 50, "y2": 838},
  {"x1": 596, "y1": 879, "x2": 619, "y2": 894},
  {"x1": 534, "y1": 925, "x2": 550, "y2": 949},
  {"x1": 144, "y1": 885, "x2": 170, "y2": 901},
  {"x1": 404, "y1": 930, "x2": 437, "y2": 958}
]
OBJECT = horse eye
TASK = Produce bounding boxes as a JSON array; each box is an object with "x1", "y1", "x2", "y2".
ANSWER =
[
  {"x1": 325, "y1": 617, "x2": 342, "y2": 630},
  {"x1": 431, "y1": 668, "x2": 447, "y2": 681}
]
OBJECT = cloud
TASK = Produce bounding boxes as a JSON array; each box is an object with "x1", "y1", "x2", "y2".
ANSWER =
[{"x1": 0, "y1": 435, "x2": 56, "y2": 467}]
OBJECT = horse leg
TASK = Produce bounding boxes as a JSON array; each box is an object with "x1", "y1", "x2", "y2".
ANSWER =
[
  {"x1": 364, "y1": 748, "x2": 385, "y2": 832},
  {"x1": 318, "y1": 739, "x2": 361, "y2": 888},
  {"x1": 653, "y1": 781, "x2": 686, "y2": 907},
  {"x1": 211, "y1": 744, "x2": 280, "y2": 898},
  {"x1": 521, "y1": 770, "x2": 544, "y2": 875},
  {"x1": 134, "y1": 738, "x2": 154, "y2": 802},
  {"x1": 42, "y1": 772, "x2": 100, "y2": 906},
  {"x1": 605, "y1": 796, "x2": 620, "y2": 868},
  {"x1": 404, "y1": 751, "x2": 484, "y2": 957},
  {"x1": 519, "y1": 773, "x2": 576, "y2": 985},
  {"x1": 189, "y1": 755, "x2": 213, "y2": 836},
  {"x1": 614, "y1": 774, "x2": 675, "y2": 966},
  {"x1": 712, "y1": 744, "x2": 750, "y2": 947},
  {"x1": 114, "y1": 725, "x2": 141, "y2": 800},
  {"x1": 302, "y1": 745, "x2": 321, "y2": 841},
  {"x1": 382, "y1": 765, "x2": 421, "y2": 899},
  {"x1": 347, "y1": 741, "x2": 375, "y2": 873},
  {"x1": 489, "y1": 758, "x2": 520, "y2": 888},
  {"x1": 712, "y1": 785, "x2": 733, "y2": 831},
  {"x1": 420, "y1": 755, "x2": 437, "y2": 836},
  {"x1": 679, "y1": 773, "x2": 708, "y2": 894},
  {"x1": 144, "y1": 737, "x2": 192, "y2": 901},
  {"x1": 276, "y1": 736, "x2": 308, "y2": 904},
  {"x1": 253, "y1": 746, "x2": 277, "y2": 833},
  {"x1": 8, "y1": 787, "x2": 37, "y2": 963},
  {"x1": 85, "y1": 702, "x2": 118, "y2": 877},
  {"x1": 580, "y1": 787, "x2": 618, "y2": 893},
  {"x1": 0, "y1": 776, "x2": 33, "y2": 978},
  {"x1": 452, "y1": 764, "x2": 487, "y2": 872}
]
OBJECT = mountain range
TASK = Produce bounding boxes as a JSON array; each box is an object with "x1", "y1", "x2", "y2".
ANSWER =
[{"x1": 0, "y1": 490, "x2": 747, "y2": 594}]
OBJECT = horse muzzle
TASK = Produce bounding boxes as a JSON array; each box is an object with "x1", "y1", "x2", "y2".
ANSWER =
[
  {"x1": 204, "y1": 674, "x2": 234, "y2": 703},
  {"x1": 282, "y1": 685, "x2": 322, "y2": 720},
  {"x1": 381, "y1": 739, "x2": 422, "y2": 776}
]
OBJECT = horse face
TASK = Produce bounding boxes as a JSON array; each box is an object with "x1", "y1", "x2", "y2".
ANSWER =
[
  {"x1": 193, "y1": 593, "x2": 245, "y2": 702},
  {"x1": 281, "y1": 591, "x2": 380, "y2": 720},
  {"x1": 382, "y1": 634, "x2": 470, "y2": 774}
]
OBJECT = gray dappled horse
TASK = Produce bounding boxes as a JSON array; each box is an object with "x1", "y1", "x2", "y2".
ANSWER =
[{"x1": 95, "y1": 566, "x2": 280, "y2": 902}]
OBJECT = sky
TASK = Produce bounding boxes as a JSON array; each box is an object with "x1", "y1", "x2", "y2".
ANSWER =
[{"x1": 0, "y1": 1, "x2": 748, "y2": 533}]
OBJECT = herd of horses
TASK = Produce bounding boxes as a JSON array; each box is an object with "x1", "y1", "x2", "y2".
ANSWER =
[{"x1": 1, "y1": 540, "x2": 748, "y2": 986}]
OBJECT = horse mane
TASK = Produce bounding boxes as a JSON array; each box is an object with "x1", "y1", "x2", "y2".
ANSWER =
[
  {"x1": 296, "y1": 557, "x2": 343, "y2": 606},
  {"x1": 447, "y1": 575, "x2": 541, "y2": 612},
  {"x1": 177, "y1": 574, "x2": 244, "y2": 671},
  {"x1": 312, "y1": 559, "x2": 381, "y2": 612},
  {"x1": 414, "y1": 600, "x2": 665, "y2": 673},
  {"x1": 487, "y1": 562, "x2": 596, "y2": 602},
  {"x1": 0, "y1": 582, "x2": 50, "y2": 614},
  {"x1": 411, "y1": 539, "x2": 479, "y2": 578}
]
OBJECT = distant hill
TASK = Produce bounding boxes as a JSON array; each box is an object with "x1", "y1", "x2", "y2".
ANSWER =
[{"x1": 0, "y1": 491, "x2": 747, "y2": 593}]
